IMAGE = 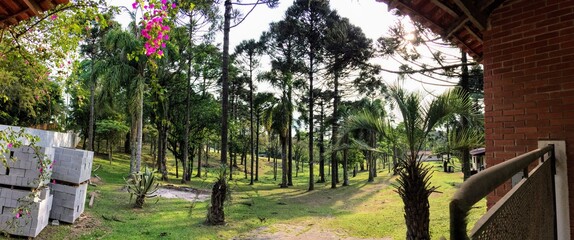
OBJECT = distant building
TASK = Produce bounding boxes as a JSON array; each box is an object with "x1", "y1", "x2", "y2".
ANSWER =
[
  {"x1": 417, "y1": 150, "x2": 442, "y2": 162},
  {"x1": 470, "y1": 148, "x2": 486, "y2": 175}
]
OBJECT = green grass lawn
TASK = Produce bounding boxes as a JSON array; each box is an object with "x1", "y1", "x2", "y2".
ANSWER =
[{"x1": 33, "y1": 151, "x2": 485, "y2": 240}]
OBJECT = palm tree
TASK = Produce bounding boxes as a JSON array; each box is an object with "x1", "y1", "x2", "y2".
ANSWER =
[
  {"x1": 262, "y1": 93, "x2": 291, "y2": 188},
  {"x1": 343, "y1": 86, "x2": 471, "y2": 239},
  {"x1": 97, "y1": 28, "x2": 146, "y2": 175}
]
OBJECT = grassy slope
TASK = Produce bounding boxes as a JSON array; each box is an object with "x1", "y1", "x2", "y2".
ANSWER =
[{"x1": 34, "y1": 151, "x2": 485, "y2": 240}]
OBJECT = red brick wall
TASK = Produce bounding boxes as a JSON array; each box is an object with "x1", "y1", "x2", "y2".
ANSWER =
[{"x1": 483, "y1": 0, "x2": 574, "y2": 233}]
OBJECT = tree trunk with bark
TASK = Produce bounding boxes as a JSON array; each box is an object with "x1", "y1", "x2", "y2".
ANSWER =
[
  {"x1": 206, "y1": 175, "x2": 227, "y2": 225},
  {"x1": 318, "y1": 100, "x2": 325, "y2": 183},
  {"x1": 331, "y1": 73, "x2": 339, "y2": 189},
  {"x1": 280, "y1": 135, "x2": 288, "y2": 188},
  {"x1": 255, "y1": 115, "x2": 260, "y2": 181},
  {"x1": 220, "y1": 0, "x2": 231, "y2": 169}
]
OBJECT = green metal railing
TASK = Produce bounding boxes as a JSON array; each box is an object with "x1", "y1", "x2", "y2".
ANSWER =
[{"x1": 450, "y1": 145, "x2": 556, "y2": 240}]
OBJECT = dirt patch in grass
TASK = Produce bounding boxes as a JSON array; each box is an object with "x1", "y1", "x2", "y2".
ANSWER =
[
  {"x1": 90, "y1": 176, "x2": 104, "y2": 185},
  {"x1": 236, "y1": 223, "x2": 391, "y2": 240},
  {"x1": 69, "y1": 212, "x2": 103, "y2": 237},
  {"x1": 156, "y1": 185, "x2": 210, "y2": 202},
  {"x1": 37, "y1": 212, "x2": 104, "y2": 240}
]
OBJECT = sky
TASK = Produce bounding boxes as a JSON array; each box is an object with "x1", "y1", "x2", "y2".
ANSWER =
[{"x1": 110, "y1": 0, "x2": 459, "y2": 99}]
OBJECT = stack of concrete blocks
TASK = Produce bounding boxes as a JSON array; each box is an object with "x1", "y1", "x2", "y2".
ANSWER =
[
  {"x1": 0, "y1": 188, "x2": 52, "y2": 237},
  {"x1": 0, "y1": 146, "x2": 54, "y2": 238},
  {"x1": 0, "y1": 125, "x2": 81, "y2": 237},
  {"x1": 0, "y1": 146, "x2": 54, "y2": 188},
  {"x1": 49, "y1": 147, "x2": 93, "y2": 224}
]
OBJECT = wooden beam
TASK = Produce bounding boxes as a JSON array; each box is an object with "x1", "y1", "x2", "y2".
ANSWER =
[
  {"x1": 0, "y1": 4, "x2": 9, "y2": 15},
  {"x1": 452, "y1": 0, "x2": 487, "y2": 31},
  {"x1": 431, "y1": 0, "x2": 458, "y2": 17},
  {"x1": 392, "y1": 0, "x2": 448, "y2": 35},
  {"x1": 451, "y1": 36, "x2": 480, "y2": 59},
  {"x1": 464, "y1": 25, "x2": 483, "y2": 43},
  {"x1": 480, "y1": 0, "x2": 497, "y2": 10},
  {"x1": 23, "y1": 0, "x2": 42, "y2": 15},
  {"x1": 482, "y1": 0, "x2": 506, "y2": 14},
  {"x1": 446, "y1": 17, "x2": 468, "y2": 39},
  {"x1": 0, "y1": 8, "x2": 29, "y2": 25}
]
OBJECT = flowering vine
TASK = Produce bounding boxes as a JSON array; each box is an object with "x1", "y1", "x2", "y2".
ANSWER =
[{"x1": 132, "y1": 0, "x2": 177, "y2": 58}]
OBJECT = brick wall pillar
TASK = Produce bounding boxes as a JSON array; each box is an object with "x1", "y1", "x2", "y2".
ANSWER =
[{"x1": 483, "y1": 0, "x2": 574, "y2": 235}]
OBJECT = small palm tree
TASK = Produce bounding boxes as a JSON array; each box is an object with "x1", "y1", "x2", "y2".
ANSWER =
[{"x1": 343, "y1": 86, "x2": 471, "y2": 239}]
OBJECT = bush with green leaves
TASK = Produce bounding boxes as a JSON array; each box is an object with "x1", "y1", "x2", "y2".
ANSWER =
[{"x1": 125, "y1": 167, "x2": 159, "y2": 208}]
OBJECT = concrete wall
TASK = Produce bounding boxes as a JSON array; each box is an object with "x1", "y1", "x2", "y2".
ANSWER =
[
  {"x1": 0, "y1": 125, "x2": 79, "y2": 148},
  {"x1": 483, "y1": 0, "x2": 574, "y2": 236}
]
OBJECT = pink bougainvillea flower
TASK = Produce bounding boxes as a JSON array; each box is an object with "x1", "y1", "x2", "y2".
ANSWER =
[
  {"x1": 172, "y1": 3, "x2": 176, "y2": 8},
  {"x1": 161, "y1": 0, "x2": 167, "y2": 4},
  {"x1": 50, "y1": 14, "x2": 57, "y2": 20},
  {"x1": 132, "y1": 2, "x2": 138, "y2": 9},
  {"x1": 7, "y1": 143, "x2": 12, "y2": 148},
  {"x1": 16, "y1": 212, "x2": 20, "y2": 219}
]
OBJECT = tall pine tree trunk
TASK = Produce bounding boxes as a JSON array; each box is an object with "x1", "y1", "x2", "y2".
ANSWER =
[
  {"x1": 460, "y1": 50, "x2": 471, "y2": 180},
  {"x1": 182, "y1": 17, "x2": 193, "y2": 183},
  {"x1": 220, "y1": 0, "x2": 231, "y2": 168},
  {"x1": 331, "y1": 73, "x2": 339, "y2": 189},
  {"x1": 280, "y1": 135, "x2": 288, "y2": 188},
  {"x1": 343, "y1": 147, "x2": 349, "y2": 186},
  {"x1": 308, "y1": 46, "x2": 315, "y2": 191},
  {"x1": 196, "y1": 145, "x2": 202, "y2": 177},
  {"x1": 318, "y1": 100, "x2": 325, "y2": 183},
  {"x1": 287, "y1": 88, "x2": 293, "y2": 186},
  {"x1": 249, "y1": 67, "x2": 255, "y2": 185},
  {"x1": 255, "y1": 115, "x2": 260, "y2": 181}
]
